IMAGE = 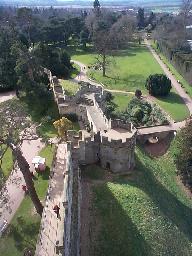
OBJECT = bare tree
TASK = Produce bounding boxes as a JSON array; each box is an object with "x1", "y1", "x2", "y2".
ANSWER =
[
  {"x1": 88, "y1": 12, "x2": 135, "y2": 76},
  {"x1": 0, "y1": 99, "x2": 44, "y2": 216},
  {"x1": 181, "y1": 0, "x2": 192, "y2": 25}
]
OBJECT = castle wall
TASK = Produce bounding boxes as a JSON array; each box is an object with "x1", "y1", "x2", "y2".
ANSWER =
[
  {"x1": 111, "y1": 119, "x2": 133, "y2": 132},
  {"x1": 100, "y1": 135, "x2": 136, "y2": 173}
]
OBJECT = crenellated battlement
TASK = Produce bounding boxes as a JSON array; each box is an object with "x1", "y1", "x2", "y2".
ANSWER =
[{"x1": 101, "y1": 134, "x2": 136, "y2": 148}]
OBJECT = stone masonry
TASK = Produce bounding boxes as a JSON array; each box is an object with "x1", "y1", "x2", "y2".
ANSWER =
[{"x1": 52, "y1": 78, "x2": 137, "y2": 173}]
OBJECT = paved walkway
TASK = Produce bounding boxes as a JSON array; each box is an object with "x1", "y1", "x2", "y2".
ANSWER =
[
  {"x1": 35, "y1": 144, "x2": 69, "y2": 256},
  {"x1": 0, "y1": 91, "x2": 15, "y2": 103},
  {"x1": 0, "y1": 139, "x2": 44, "y2": 231},
  {"x1": 145, "y1": 39, "x2": 192, "y2": 115},
  {"x1": 138, "y1": 121, "x2": 186, "y2": 135}
]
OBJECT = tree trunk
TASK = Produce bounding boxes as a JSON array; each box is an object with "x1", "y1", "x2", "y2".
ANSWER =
[
  {"x1": 11, "y1": 145, "x2": 43, "y2": 216},
  {"x1": 102, "y1": 54, "x2": 106, "y2": 77}
]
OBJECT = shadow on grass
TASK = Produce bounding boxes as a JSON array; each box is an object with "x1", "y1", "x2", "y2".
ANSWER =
[
  {"x1": 112, "y1": 44, "x2": 148, "y2": 57},
  {"x1": 105, "y1": 74, "x2": 145, "y2": 84},
  {"x1": 6, "y1": 216, "x2": 39, "y2": 253},
  {"x1": 122, "y1": 153, "x2": 192, "y2": 241},
  {"x1": 156, "y1": 91, "x2": 186, "y2": 105},
  {"x1": 93, "y1": 183, "x2": 152, "y2": 256}
]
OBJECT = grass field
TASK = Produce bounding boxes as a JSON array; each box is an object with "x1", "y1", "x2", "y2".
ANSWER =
[
  {"x1": 72, "y1": 44, "x2": 163, "y2": 93},
  {"x1": 60, "y1": 79, "x2": 80, "y2": 96},
  {"x1": 71, "y1": 44, "x2": 189, "y2": 122},
  {"x1": 0, "y1": 145, "x2": 55, "y2": 256},
  {"x1": 112, "y1": 92, "x2": 133, "y2": 112},
  {"x1": 155, "y1": 91, "x2": 190, "y2": 122},
  {"x1": 1, "y1": 146, "x2": 13, "y2": 178},
  {"x1": 88, "y1": 144, "x2": 192, "y2": 256}
]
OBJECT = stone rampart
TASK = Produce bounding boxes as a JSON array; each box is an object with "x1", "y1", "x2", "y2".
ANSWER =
[{"x1": 111, "y1": 119, "x2": 133, "y2": 132}]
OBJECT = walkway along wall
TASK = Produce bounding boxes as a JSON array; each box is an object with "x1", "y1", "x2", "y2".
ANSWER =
[{"x1": 35, "y1": 144, "x2": 78, "y2": 256}]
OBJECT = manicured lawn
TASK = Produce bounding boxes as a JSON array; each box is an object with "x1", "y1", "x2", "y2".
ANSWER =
[
  {"x1": 0, "y1": 145, "x2": 55, "y2": 256},
  {"x1": 71, "y1": 44, "x2": 189, "y2": 121},
  {"x1": 151, "y1": 41, "x2": 192, "y2": 98},
  {"x1": 90, "y1": 145, "x2": 192, "y2": 256},
  {"x1": 60, "y1": 79, "x2": 80, "y2": 96},
  {"x1": 155, "y1": 91, "x2": 190, "y2": 122},
  {"x1": 72, "y1": 44, "x2": 163, "y2": 93},
  {"x1": 112, "y1": 93, "x2": 133, "y2": 112},
  {"x1": 1, "y1": 145, "x2": 13, "y2": 178}
]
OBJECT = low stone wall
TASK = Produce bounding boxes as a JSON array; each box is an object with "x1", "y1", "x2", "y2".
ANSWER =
[
  {"x1": 111, "y1": 119, "x2": 133, "y2": 132},
  {"x1": 137, "y1": 130, "x2": 174, "y2": 144}
]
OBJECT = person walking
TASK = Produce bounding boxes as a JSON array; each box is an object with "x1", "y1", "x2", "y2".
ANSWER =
[{"x1": 53, "y1": 204, "x2": 60, "y2": 219}]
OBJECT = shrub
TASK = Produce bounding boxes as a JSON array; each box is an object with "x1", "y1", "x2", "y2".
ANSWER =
[
  {"x1": 145, "y1": 74, "x2": 172, "y2": 96},
  {"x1": 135, "y1": 89, "x2": 142, "y2": 99}
]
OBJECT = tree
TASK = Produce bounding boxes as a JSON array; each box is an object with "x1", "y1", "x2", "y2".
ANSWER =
[
  {"x1": 104, "y1": 92, "x2": 117, "y2": 118},
  {"x1": 88, "y1": 12, "x2": 135, "y2": 76},
  {"x1": 0, "y1": 99, "x2": 44, "y2": 216},
  {"x1": 145, "y1": 74, "x2": 172, "y2": 96},
  {"x1": 173, "y1": 118, "x2": 192, "y2": 189},
  {"x1": 181, "y1": 0, "x2": 192, "y2": 26},
  {"x1": 53, "y1": 117, "x2": 72, "y2": 139},
  {"x1": 135, "y1": 89, "x2": 142, "y2": 99},
  {"x1": 80, "y1": 29, "x2": 89, "y2": 49},
  {"x1": 137, "y1": 8, "x2": 145, "y2": 29},
  {"x1": 93, "y1": 0, "x2": 101, "y2": 15}
]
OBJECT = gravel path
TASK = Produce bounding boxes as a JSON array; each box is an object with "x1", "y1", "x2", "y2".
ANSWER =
[
  {"x1": 0, "y1": 138, "x2": 45, "y2": 232},
  {"x1": 72, "y1": 55, "x2": 189, "y2": 134},
  {"x1": 0, "y1": 91, "x2": 15, "y2": 103},
  {"x1": 145, "y1": 39, "x2": 192, "y2": 115}
]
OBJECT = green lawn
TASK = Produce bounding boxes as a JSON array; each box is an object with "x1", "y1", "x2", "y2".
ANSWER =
[
  {"x1": 71, "y1": 44, "x2": 189, "y2": 122},
  {"x1": 72, "y1": 44, "x2": 163, "y2": 93},
  {"x1": 151, "y1": 41, "x2": 192, "y2": 98},
  {"x1": 155, "y1": 91, "x2": 190, "y2": 122},
  {"x1": 60, "y1": 79, "x2": 80, "y2": 96},
  {"x1": 90, "y1": 145, "x2": 192, "y2": 256},
  {"x1": 112, "y1": 93, "x2": 133, "y2": 112},
  {"x1": 0, "y1": 145, "x2": 55, "y2": 256},
  {"x1": 1, "y1": 146, "x2": 13, "y2": 178}
]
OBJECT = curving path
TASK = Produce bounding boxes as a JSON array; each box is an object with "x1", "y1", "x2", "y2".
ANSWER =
[
  {"x1": 145, "y1": 39, "x2": 192, "y2": 115},
  {"x1": 0, "y1": 93, "x2": 45, "y2": 232},
  {"x1": 71, "y1": 57, "x2": 190, "y2": 134},
  {"x1": 0, "y1": 139, "x2": 45, "y2": 233}
]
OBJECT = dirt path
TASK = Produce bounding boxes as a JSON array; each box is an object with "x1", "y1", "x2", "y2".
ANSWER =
[
  {"x1": 0, "y1": 139, "x2": 44, "y2": 231},
  {"x1": 145, "y1": 39, "x2": 192, "y2": 115},
  {"x1": 0, "y1": 91, "x2": 15, "y2": 103}
]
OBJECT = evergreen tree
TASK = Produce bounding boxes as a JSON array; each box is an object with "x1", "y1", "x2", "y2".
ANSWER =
[{"x1": 93, "y1": 0, "x2": 100, "y2": 9}]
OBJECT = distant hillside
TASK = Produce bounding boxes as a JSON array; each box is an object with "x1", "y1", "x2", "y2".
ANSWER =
[{"x1": 0, "y1": 0, "x2": 182, "y2": 7}]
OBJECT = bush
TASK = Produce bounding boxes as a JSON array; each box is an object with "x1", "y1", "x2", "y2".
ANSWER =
[
  {"x1": 114, "y1": 97, "x2": 168, "y2": 127},
  {"x1": 145, "y1": 74, "x2": 172, "y2": 96}
]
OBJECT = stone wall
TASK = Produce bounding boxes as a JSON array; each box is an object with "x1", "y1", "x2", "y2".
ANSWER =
[
  {"x1": 35, "y1": 144, "x2": 75, "y2": 256},
  {"x1": 111, "y1": 119, "x2": 133, "y2": 132},
  {"x1": 67, "y1": 130, "x2": 136, "y2": 173}
]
